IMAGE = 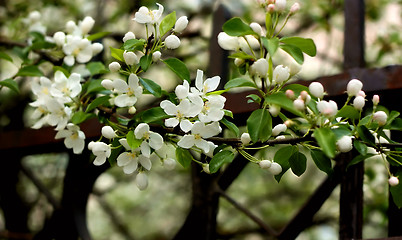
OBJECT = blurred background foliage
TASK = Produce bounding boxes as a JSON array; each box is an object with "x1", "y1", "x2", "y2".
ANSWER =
[{"x1": 0, "y1": 0, "x2": 401, "y2": 239}]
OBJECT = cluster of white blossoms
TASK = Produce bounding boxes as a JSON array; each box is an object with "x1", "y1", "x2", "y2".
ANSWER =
[
  {"x1": 160, "y1": 69, "x2": 225, "y2": 155},
  {"x1": 52, "y1": 16, "x2": 103, "y2": 66},
  {"x1": 30, "y1": 71, "x2": 85, "y2": 154}
]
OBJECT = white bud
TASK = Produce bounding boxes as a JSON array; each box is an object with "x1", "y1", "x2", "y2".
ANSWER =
[
  {"x1": 163, "y1": 158, "x2": 176, "y2": 170},
  {"x1": 268, "y1": 162, "x2": 282, "y2": 175},
  {"x1": 165, "y1": 35, "x2": 181, "y2": 49},
  {"x1": 336, "y1": 135, "x2": 353, "y2": 153},
  {"x1": 273, "y1": 65, "x2": 290, "y2": 83},
  {"x1": 152, "y1": 51, "x2": 162, "y2": 62},
  {"x1": 250, "y1": 22, "x2": 263, "y2": 36},
  {"x1": 128, "y1": 106, "x2": 137, "y2": 115},
  {"x1": 353, "y1": 96, "x2": 365, "y2": 111},
  {"x1": 357, "y1": 90, "x2": 366, "y2": 97},
  {"x1": 309, "y1": 82, "x2": 324, "y2": 99},
  {"x1": 66, "y1": 21, "x2": 77, "y2": 34},
  {"x1": 202, "y1": 164, "x2": 211, "y2": 174},
  {"x1": 290, "y1": 2, "x2": 300, "y2": 14},
  {"x1": 173, "y1": 16, "x2": 188, "y2": 33},
  {"x1": 101, "y1": 126, "x2": 117, "y2": 139},
  {"x1": 91, "y1": 43, "x2": 103, "y2": 55},
  {"x1": 272, "y1": 124, "x2": 287, "y2": 136},
  {"x1": 259, "y1": 160, "x2": 272, "y2": 169},
  {"x1": 241, "y1": 133, "x2": 252, "y2": 145},
  {"x1": 373, "y1": 111, "x2": 387, "y2": 126},
  {"x1": 123, "y1": 31, "x2": 136, "y2": 42},
  {"x1": 389, "y1": 176, "x2": 399, "y2": 186},
  {"x1": 109, "y1": 62, "x2": 121, "y2": 72},
  {"x1": 101, "y1": 79, "x2": 114, "y2": 90},
  {"x1": 217, "y1": 32, "x2": 239, "y2": 51},
  {"x1": 123, "y1": 51, "x2": 139, "y2": 65},
  {"x1": 347, "y1": 79, "x2": 363, "y2": 97},
  {"x1": 53, "y1": 31, "x2": 66, "y2": 46},
  {"x1": 250, "y1": 58, "x2": 269, "y2": 77},
  {"x1": 372, "y1": 95, "x2": 380, "y2": 106},
  {"x1": 29, "y1": 11, "x2": 41, "y2": 22},
  {"x1": 317, "y1": 100, "x2": 338, "y2": 117},
  {"x1": 269, "y1": 104, "x2": 281, "y2": 117},
  {"x1": 289, "y1": 61, "x2": 302, "y2": 76},
  {"x1": 234, "y1": 58, "x2": 245, "y2": 67},
  {"x1": 136, "y1": 172, "x2": 148, "y2": 190},
  {"x1": 275, "y1": 0, "x2": 287, "y2": 12},
  {"x1": 244, "y1": 35, "x2": 260, "y2": 50},
  {"x1": 88, "y1": 141, "x2": 95, "y2": 150},
  {"x1": 80, "y1": 16, "x2": 95, "y2": 35},
  {"x1": 293, "y1": 99, "x2": 305, "y2": 111}
]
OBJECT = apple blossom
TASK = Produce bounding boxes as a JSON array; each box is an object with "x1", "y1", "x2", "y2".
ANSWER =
[
  {"x1": 346, "y1": 79, "x2": 363, "y2": 97},
  {"x1": 372, "y1": 95, "x2": 380, "y2": 106},
  {"x1": 275, "y1": 0, "x2": 287, "y2": 12},
  {"x1": 272, "y1": 124, "x2": 287, "y2": 136},
  {"x1": 285, "y1": 89, "x2": 295, "y2": 99},
  {"x1": 80, "y1": 16, "x2": 95, "y2": 35},
  {"x1": 128, "y1": 106, "x2": 137, "y2": 115},
  {"x1": 192, "y1": 69, "x2": 221, "y2": 96},
  {"x1": 373, "y1": 111, "x2": 387, "y2": 126},
  {"x1": 134, "y1": 123, "x2": 164, "y2": 157},
  {"x1": 293, "y1": 98, "x2": 305, "y2": 111},
  {"x1": 353, "y1": 95, "x2": 365, "y2": 111},
  {"x1": 165, "y1": 35, "x2": 181, "y2": 49},
  {"x1": 177, "y1": 121, "x2": 222, "y2": 152},
  {"x1": 160, "y1": 99, "x2": 200, "y2": 132},
  {"x1": 133, "y1": 3, "x2": 164, "y2": 25},
  {"x1": 241, "y1": 133, "x2": 252, "y2": 145},
  {"x1": 198, "y1": 95, "x2": 226, "y2": 123},
  {"x1": 269, "y1": 104, "x2": 281, "y2": 117},
  {"x1": 91, "y1": 42, "x2": 103, "y2": 55},
  {"x1": 101, "y1": 79, "x2": 114, "y2": 90},
  {"x1": 250, "y1": 58, "x2": 269, "y2": 77},
  {"x1": 117, "y1": 139, "x2": 152, "y2": 174},
  {"x1": 309, "y1": 82, "x2": 325, "y2": 99},
  {"x1": 62, "y1": 36, "x2": 94, "y2": 66},
  {"x1": 152, "y1": 51, "x2": 162, "y2": 62},
  {"x1": 317, "y1": 100, "x2": 338, "y2": 118},
  {"x1": 50, "y1": 71, "x2": 82, "y2": 103},
  {"x1": 55, "y1": 123, "x2": 86, "y2": 154},
  {"x1": 136, "y1": 172, "x2": 149, "y2": 190},
  {"x1": 173, "y1": 16, "x2": 189, "y2": 33},
  {"x1": 250, "y1": 22, "x2": 263, "y2": 36},
  {"x1": 113, "y1": 73, "x2": 143, "y2": 108},
  {"x1": 290, "y1": 2, "x2": 300, "y2": 14},
  {"x1": 267, "y1": 4, "x2": 275, "y2": 13},
  {"x1": 53, "y1": 31, "x2": 66, "y2": 46},
  {"x1": 90, "y1": 142, "x2": 112, "y2": 166}
]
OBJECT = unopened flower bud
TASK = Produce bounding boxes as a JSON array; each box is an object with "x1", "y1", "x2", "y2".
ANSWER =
[
  {"x1": 123, "y1": 51, "x2": 139, "y2": 65},
  {"x1": 268, "y1": 162, "x2": 282, "y2": 175},
  {"x1": 372, "y1": 95, "x2": 380, "y2": 106},
  {"x1": 250, "y1": 58, "x2": 269, "y2": 77},
  {"x1": 373, "y1": 111, "x2": 387, "y2": 126},
  {"x1": 152, "y1": 51, "x2": 162, "y2": 62},
  {"x1": 123, "y1": 31, "x2": 136, "y2": 42},
  {"x1": 128, "y1": 106, "x2": 137, "y2": 114},
  {"x1": 269, "y1": 104, "x2": 281, "y2": 117},
  {"x1": 136, "y1": 172, "x2": 148, "y2": 190},
  {"x1": 267, "y1": 4, "x2": 275, "y2": 13},
  {"x1": 289, "y1": 61, "x2": 302, "y2": 76},
  {"x1": 285, "y1": 89, "x2": 295, "y2": 99},
  {"x1": 275, "y1": 0, "x2": 287, "y2": 12},
  {"x1": 101, "y1": 126, "x2": 117, "y2": 139},
  {"x1": 309, "y1": 82, "x2": 324, "y2": 99},
  {"x1": 234, "y1": 58, "x2": 245, "y2": 67},
  {"x1": 272, "y1": 124, "x2": 287, "y2": 136},
  {"x1": 241, "y1": 133, "x2": 251, "y2": 145},
  {"x1": 53, "y1": 31, "x2": 66, "y2": 46},
  {"x1": 101, "y1": 79, "x2": 114, "y2": 90},
  {"x1": 336, "y1": 135, "x2": 353, "y2": 153},
  {"x1": 290, "y1": 2, "x2": 300, "y2": 14},
  {"x1": 202, "y1": 164, "x2": 211, "y2": 174},
  {"x1": 300, "y1": 91, "x2": 309, "y2": 101},
  {"x1": 66, "y1": 21, "x2": 77, "y2": 34},
  {"x1": 80, "y1": 16, "x2": 95, "y2": 35},
  {"x1": 317, "y1": 100, "x2": 338, "y2": 117},
  {"x1": 250, "y1": 22, "x2": 263, "y2": 36},
  {"x1": 173, "y1": 16, "x2": 188, "y2": 33},
  {"x1": 284, "y1": 120, "x2": 293, "y2": 127},
  {"x1": 259, "y1": 160, "x2": 272, "y2": 169},
  {"x1": 353, "y1": 95, "x2": 365, "y2": 111},
  {"x1": 217, "y1": 32, "x2": 239, "y2": 51},
  {"x1": 389, "y1": 176, "x2": 399, "y2": 186},
  {"x1": 347, "y1": 79, "x2": 363, "y2": 97},
  {"x1": 91, "y1": 43, "x2": 103, "y2": 55},
  {"x1": 29, "y1": 11, "x2": 41, "y2": 22},
  {"x1": 357, "y1": 90, "x2": 366, "y2": 97},
  {"x1": 273, "y1": 65, "x2": 290, "y2": 83},
  {"x1": 109, "y1": 62, "x2": 121, "y2": 72},
  {"x1": 163, "y1": 158, "x2": 176, "y2": 170},
  {"x1": 165, "y1": 35, "x2": 181, "y2": 49},
  {"x1": 293, "y1": 99, "x2": 305, "y2": 111}
]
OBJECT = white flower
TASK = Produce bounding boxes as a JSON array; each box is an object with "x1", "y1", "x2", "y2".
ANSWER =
[
  {"x1": 259, "y1": 160, "x2": 272, "y2": 169},
  {"x1": 134, "y1": 123, "x2": 164, "y2": 157},
  {"x1": 336, "y1": 135, "x2": 353, "y2": 153},
  {"x1": 241, "y1": 133, "x2": 251, "y2": 145},
  {"x1": 152, "y1": 51, "x2": 162, "y2": 62},
  {"x1": 275, "y1": 0, "x2": 287, "y2": 12},
  {"x1": 203, "y1": 141, "x2": 217, "y2": 158},
  {"x1": 373, "y1": 111, "x2": 387, "y2": 126},
  {"x1": 90, "y1": 142, "x2": 111, "y2": 166},
  {"x1": 272, "y1": 124, "x2": 287, "y2": 136},
  {"x1": 66, "y1": 21, "x2": 77, "y2": 34},
  {"x1": 136, "y1": 172, "x2": 149, "y2": 190},
  {"x1": 353, "y1": 96, "x2": 365, "y2": 111},
  {"x1": 191, "y1": 69, "x2": 221, "y2": 96},
  {"x1": 117, "y1": 139, "x2": 152, "y2": 174},
  {"x1": 31, "y1": 76, "x2": 53, "y2": 100},
  {"x1": 173, "y1": 16, "x2": 188, "y2": 33},
  {"x1": 55, "y1": 123, "x2": 85, "y2": 154},
  {"x1": 63, "y1": 36, "x2": 93, "y2": 66},
  {"x1": 346, "y1": 79, "x2": 363, "y2": 97},
  {"x1": 113, "y1": 73, "x2": 143, "y2": 107},
  {"x1": 101, "y1": 126, "x2": 117, "y2": 139},
  {"x1": 46, "y1": 99, "x2": 72, "y2": 130},
  {"x1": 372, "y1": 95, "x2": 380, "y2": 106},
  {"x1": 268, "y1": 162, "x2": 282, "y2": 175},
  {"x1": 250, "y1": 22, "x2": 263, "y2": 36},
  {"x1": 165, "y1": 35, "x2": 181, "y2": 49},
  {"x1": 309, "y1": 82, "x2": 324, "y2": 99},
  {"x1": 50, "y1": 71, "x2": 82, "y2": 103},
  {"x1": 123, "y1": 31, "x2": 135, "y2": 42},
  {"x1": 317, "y1": 100, "x2": 338, "y2": 118},
  {"x1": 160, "y1": 99, "x2": 200, "y2": 132},
  {"x1": 389, "y1": 176, "x2": 399, "y2": 186},
  {"x1": 250, "y1": 58, "x2": 268, "y2": 77},
  {"x1": 198, "y1": 95, "x2": 226, "y2": 123},
  {"x1": 80, "y1": 16, "x2": 95, "y2": 36},
  {"x1": 133, "y1": 3, "x2": 164, "y2": 25},
  {"x1": 123, "y1": 51, "x2": 139, "y2": 66},
  {"x1": 273, "y1": 65, "x2": 290, "y2": 84},
  {"x1": 177, "y1": 121, "x2": 221, "y2": 152},
  {"x1": 109, "y1": 61, "x2": 121, "y2": 72},
  {"x1": 217, "y1": 32, "x2": 239, "y2": 51}
]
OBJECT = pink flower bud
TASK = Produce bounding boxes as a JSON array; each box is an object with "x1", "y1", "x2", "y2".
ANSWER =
[
  {"x1": 389, "y1": 176, "x2": 399, "y2": 186},
  {"x1": 372, "y1": 95, "x2": 380, "y2": 106},
  {"x1": 285, "y1": 89, "x2": 295, "y2": 99},
  {"x1": 267, "y1": 4, "x2": 275, "y2": 13},
  {"x1": 290, "y1": 2, "x2": 300, "y2": 14},
  {"x1": 357, "y1": 90, "x2": 366, "y2": 97},
  {"x1": 300, "y1": 90, "x2": 309, "y2": 101},
  {"x1": 373, "y1": 111, "x2": 387, "y2": 126}
]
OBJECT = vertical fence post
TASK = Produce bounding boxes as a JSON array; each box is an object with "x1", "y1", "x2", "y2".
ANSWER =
[{"x1": 339, "y1": 0, "x2": 365, "y2": 239}]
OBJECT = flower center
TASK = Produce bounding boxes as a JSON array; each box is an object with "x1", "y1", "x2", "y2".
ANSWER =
[
  {"x1": 127, "y1": 87, "x2": 134, "y2": 96},
  {"x1": 71, "y1": 132, "x2": 79, "y2": 140},
  {"x1": 194, "y1": 134, "x2": 202, "y2": 140}
]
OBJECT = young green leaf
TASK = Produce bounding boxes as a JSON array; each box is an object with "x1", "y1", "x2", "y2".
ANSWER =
[
  {"x1": 162, "y1": 58, "x2": 190, "y2": 81},
  {"x1": 123, "y1": 39, "x2": 146, "y2": 51},
  {"x1": 310, "y1": 149, "x2": 333, "y2": 175},
  {"x1": 87, "y1": 61, "x2": 108, "y2": 76},
  {"x1": 280, "y1": 44, "x2": 304, "y2": 65},
  {"x1": 356, "y1": 125, "x2": 375, "y2": 145},
  {"x1": 280, "y1": 37, "x2": 316, "y2": 57},
  {"x1": 86, "y1": 31, "x2": 110, "y2": 41},
  {"x1": 140, "y1": 54, "x2": 152, "y2": 72},
  {"x1": 314, "y1": 128, "x2": 337, "y2": 159},
  {"x1": 221, "y1": 117, "x2": 240, "y2": 137},
  {"x1": 247, "y1": 109, "x2": 272, "y2": 143},
  {"x1": 289, "y1": 151, "x2": 307, "y2": 176},
  {"x1": 16, "y1": 65, "x2": 43, "y2": 77},
  {"x1": 176, "y1": 147, "x2": 193, "y2": 168},
  {"x1": 336, "y1": 105, "x2": 359, "y2": 120},
  {"x1": 0, "y1": 79, "x2": 19, "y2": 94},
  {"x1": 209, "y1": 150, "x2": 235, "y2": 173},
  {"x1": 353, "y1": 140, "x2": 367, "y2": 156},
  {"x1": 274, "y1": 145, "x2": 296, "y2": 182},
  {"x1": 139, "y1": 78, "x2": 162, "y2": 97},
  {"x1": 265, "y1": 92, "x2": 303, "y2": 117},
  {"x1": 159, "y1": 11, "x2": 176, "y2": 37},
  {"x1": 347, "y1": 154, "x2": 375, "y2": 170},
  {"x1": 222, "y1": 17, "x2": 255, "y2": 36},
  {"x1": 126, "y1": 131, "x2": 142, "y2": 150},
  {"x1": 85, "y1": 79, "x2": 105, "y2": 94},
  {"x1": 110, "y1": 47, "x2": 125, "y2": 62},
  {"x1": 0, "y1": 51, "x2": 13, "y2": 62},
  {"x1": 141, "y1": 107, "x2": 170, "y2": 123},
  {"x1": 71, "y1": 111, "x2": 96, "y2": 125},
  {"x1": 224, "y1": 78, "x2": 258, "y2": 90},
  {"x1": 261, "y1": 37, "x2": 279, "y2": 57},
  {"x1": 86, "y1": 96, "x2": 111, "y2": 113}
]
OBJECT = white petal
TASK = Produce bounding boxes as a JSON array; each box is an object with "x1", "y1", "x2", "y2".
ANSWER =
[
  {"x1": 204, "y1": 76, "x2": 220, "y2": 93},
  {"x1": 177, "y1": 135, "x2": 195, "y2": 149},
  {"x1": 93, "y1": 156, "x2": 106, "y2": 166},
  {"x1": 134, "y1": 123, "x2": 150, "y2": 139},
  {"x1": 149, "y1": 132, "x2": 163, "y2": 150},
  {"x1": 64, "y1": 55, "x2": 75, "y2": 66},
  {"x1": 165, "y1": 118, "x2": 179, "y2": 128},
  {"x1": 195, "y1": 139, "x2": 210, "y2": 153},
  {"x1": 139, "y1": 155, "x2": 152, "y2": 170},
  {"x1": 123, "y1": 160, "x2": 138, "y2": 174},
  {"x1": 195, "y1": 69, "x2": 204, "y2": 92},
  {"x1": 113, "y1": 79, "x2": 128, "y2": 93},
  {"x1": 179, "y1": 119, "x2": 193, "y2": 133},
  {"x1": 117, "y1": 152, "x2": 132, "y2": 167},
  {"x1": 160, "y1": 100, "x2": 177, "y2": 115},
  {"x1": 140, "y1": 141, "x2": 151, "y2": 157}
]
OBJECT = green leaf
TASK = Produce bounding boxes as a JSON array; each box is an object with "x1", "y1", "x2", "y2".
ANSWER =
[
  {"x1": 108, "y1": 138, "x2": 124, "y2": 166},
  {"x1": 224, "y1": 77, "x2": 258, "y2": 90},
  {"x1": 224, "y1": 109, "x2": 233, "y2": 118},
  {"x1": 176, "y1": 147, "x2": 193, "y2": 168},
  {"x1": 280, "y1": 44, "x2": 304, "y2": 65},
  {"x1": 390, "y1": 118, "x2": 402, "y2": 130},
  {"x1": 289, "y1": 151, "x2": 307, "y2": 177},
  {"x1": 310, "y1": 149, "x2": 333, "y2": 175},
  {"x1": 0, "y1": 78, "x2": 19, "y2": 94},
  {"x1": 159, "y1": 11, "x2": 176, "y2": 37},
  {"x1": 265, "y1": 92, "x2": 303, "y2": 117},
  {"x1": 141, "y1": 107, "x2": 170, "y2": 123},
  {"x1": 162, "y1": 58, "x2": 190, "y2": 81},
  {"x1": 139, "y1": 78, "x2": 162, "y2": 97},
  {"x1": 126, "y1": 131, "x2": 143, "y2": 150},
  {"x1": 0, "y1": 51, "x2": 13, "y2": 62},
  {"x1": 390, "y1": 170, "x2": 402, "y2": 208},
  {"x1": 247, "y1": 109, "x2": 272, "y2": 143},
  {"x1": 228, "y1": 52, "x2": 254, "y2": 60},
  {"x1": 247, "y1": 94, "x2": 261, "y2": 104},
  {"x1": 353, "y1": 140, "x2": 367, "y2": 156},
  {"x1": 86, "y1": 79, "x2": 106, "y2": 94},
  {"x1": 280, "y1": 37, "x2": 317, "y2": 56},
  {"x1": 140, "y1": 54, "x2": 152, "y2": 72},
  {"x1": 314, "y1": 128, "x2": 337, "y2": 159},
  {"x1": 86, "y1": 95, "x2": 110, "y2": 113},
  {"x1": 386, "y1": 111, "x2": 400, "y2": 126},
  {"x1": 87, "y1": 61, "x2": 108, "y2": 76},
  {"x1": 86, "y1": 31, "x2": 110, "y2": 41},
  {"x1": 16, "y1": 65, "x2": 43, "y2": 77},
  {"x1": 336, "y1": 105, "x2": 360, "y2": 120},
  {"x1": 331, "y1": 126, "x2": 352, "y2": 140},
  {"x1": 110, "y1": 47, "x2": 125, "y2": 62},
  {"x1": 29, "y1": 41, "x2": 56, "y2": 51},
  {"x1": 261, "y1": 37, "x2": 279, "y2": 57},
  {"x1": 222, "y1": 17, "x2": 255, "y2": 36},
  {"x1": 221, "y1": 117, "x2": 240, "y2": 137},
  {"x1": 71, "y1": 111, "x2": 96, "y2": 125},
  {"x1": 347, "y1": 154, "x2": 375, "y2": 169},
  {"x1": 274, "y1": 145, "x2": 296, "y2": 182},
  {"x1": 209, "y1": 150, "x2": 235, "y2": 173},
  {"x1": 123, "y1": 39, "x2": 146, "y2": 51},
  {"x1": 356, "y1": 125, "x2": 375, "y2": 145}
]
